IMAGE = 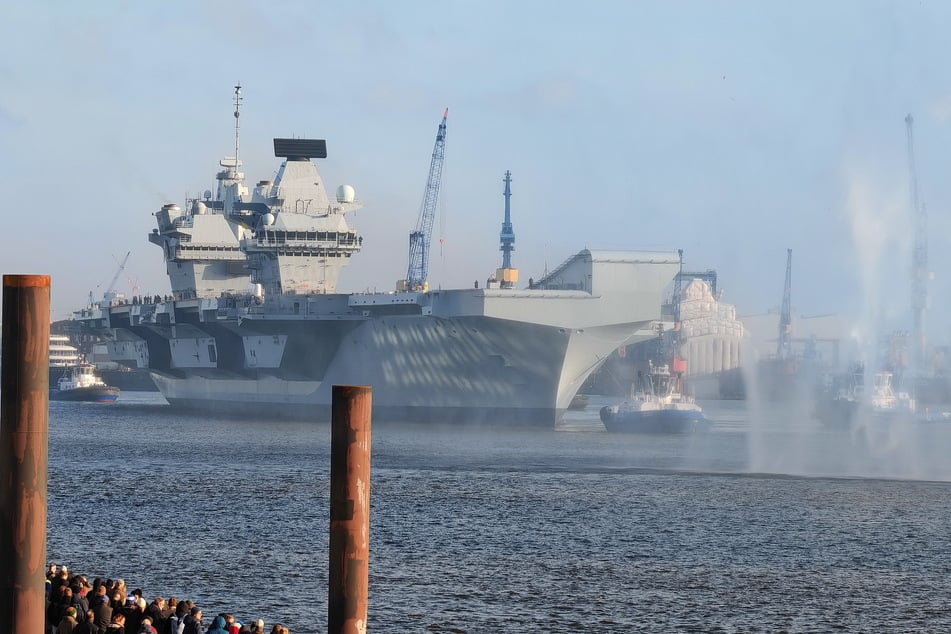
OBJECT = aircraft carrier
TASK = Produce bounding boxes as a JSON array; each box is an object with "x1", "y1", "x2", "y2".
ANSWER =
[{"x1": 74, "y1": 90, "x2": 680, "y2": 426}]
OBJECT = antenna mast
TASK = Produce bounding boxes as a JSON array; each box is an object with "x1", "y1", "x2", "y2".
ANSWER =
[
  {"x1": 495, "y1": 170, "x2": 519, "y2": 289},
  {"x1": 500, "y1": 171, "x2": 515, "y2": 269},
  {"x1": 233, "y1": 83, "x2": 242, "y2": 171}
]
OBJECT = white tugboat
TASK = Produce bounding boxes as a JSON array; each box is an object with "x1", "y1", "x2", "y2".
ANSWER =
[
  {"x1": 51, "y1": 363, "x2": 120, "y2": 403},
  {"x1": 600, "y1": 361, "x2": 708, "y2": 433}
]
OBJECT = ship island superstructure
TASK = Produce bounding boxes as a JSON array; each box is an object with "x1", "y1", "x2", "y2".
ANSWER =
[{"x1": 75, "y1": 99, "x2": 681, "y2": 426}]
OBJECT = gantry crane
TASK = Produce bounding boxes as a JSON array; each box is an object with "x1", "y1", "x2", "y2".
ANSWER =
[
  {"x1": 399, "y1": 109, "x2": 448, "y2": 292},
  {"x1": 100, "y1": 250, "x2": 131, "y2": 305},
  {"x1": 777, "y1": 248, "x2": 792, "y2": 360}
]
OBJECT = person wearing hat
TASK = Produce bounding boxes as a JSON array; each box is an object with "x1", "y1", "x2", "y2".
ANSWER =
[
  {"x1": 57, "y1": 606, "x2": 79, "y2": 634},
  {"x1": 93, "y1": 593, "x2": 113, "y2": 631},
  {"x1": 125, "y1": 596, "x2": 148, "y2": 634},
  {"x1": 182, "y1": 606, "x2": 203, "y2": 634},
  {"x1": 206, "y1": 615, "x2": 229, "y2": 634},
  {"x1": 136, "y1": 617, "x2": 158, "y2": 634}
]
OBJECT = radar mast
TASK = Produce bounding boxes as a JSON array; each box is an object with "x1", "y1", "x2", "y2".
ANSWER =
[{"x1": 233, "y1": 83, "x2": 242, "y2": 174}]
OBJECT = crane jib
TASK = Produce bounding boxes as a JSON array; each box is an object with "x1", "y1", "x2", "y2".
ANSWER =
[{"x1": 405, "y1": 110, "x2": 449, "y2": 291}]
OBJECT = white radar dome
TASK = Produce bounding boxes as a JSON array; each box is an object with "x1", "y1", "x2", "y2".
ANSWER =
[
  {"x1": 262, "y1": 213, "x2": 276, "y2": 226},
  {"x1": 336, "y1": 184, "x2": 356, "y2": 203}
]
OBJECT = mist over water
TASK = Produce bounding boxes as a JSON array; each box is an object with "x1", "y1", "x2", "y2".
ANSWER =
[
  {"x1": 736, "y1": 169, "x2": 951, "y2": 482},
  {"x1": 734, "y1": 393, "x2": 951, "y2": 481},
  {"x1": 845, "y1": 168, "x2": 911, "y2": 340}
]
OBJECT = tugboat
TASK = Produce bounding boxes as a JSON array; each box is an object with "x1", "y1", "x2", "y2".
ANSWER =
[
  {"x1": 816, "y1": 364, "x2": 915, "y2": 427},
  {"x1": 50, "y1": 363, "x2": 120, "y2": 403},
  {"x1": 600, "y1": 360, "x2": 708, "y2": 433}
]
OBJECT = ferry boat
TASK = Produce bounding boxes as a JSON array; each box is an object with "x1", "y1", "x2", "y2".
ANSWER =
[
  {"x1": 49, "y1": 334, "x2": 81, "y2": 385},
  {"x1": 600, "y1": 361, "x2": 708, "y2": 433},
  {"x1": 50, "y1": 363, "x2": 120, "y2": 403}
]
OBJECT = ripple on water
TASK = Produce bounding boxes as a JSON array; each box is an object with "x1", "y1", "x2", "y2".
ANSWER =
[{"x1": 46, "y1": 395, "x2": 951, "y2": 632}]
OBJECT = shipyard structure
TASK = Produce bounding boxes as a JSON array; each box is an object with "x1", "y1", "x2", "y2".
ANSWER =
[
  {"x1": 589, "y1": 274, "x2": 747, "y2": 398},
  {"x1": 75, "y1": 91, "x2": 681, "y2": 426}
]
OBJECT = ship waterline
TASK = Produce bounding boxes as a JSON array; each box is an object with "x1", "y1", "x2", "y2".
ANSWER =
[{"x1": 144, "y1": 316, "x2": 665, "y2": 424}]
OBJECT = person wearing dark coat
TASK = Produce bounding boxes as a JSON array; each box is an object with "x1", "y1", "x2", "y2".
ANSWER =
[
  {"x1": 135, "y1": 617, "x2": 157, "y2": 634},
  {"x1": 124, "y1": 597, "x2": 147, "y2": 634},
  {"x1": 168, "y1": 602, "x2": 189, "y2": 634},
  {"x1": 93, "y1": 594, "x2": 113, "y2": 631},
  {"x1": 104, "y1": 613, "x2": 127, "y2": 634},
  {"x1": 71, "y1": 588, "x2": 90, "y2": 623},
  {"x1": 74, "y1": 609, "x2": 101, "y2": 634},
  {"x1": 181, "y1": 607, "x2": 203, "y2": 634},
  {"x1": 146, "y1": 597, "x2": 167, "y2": 633},
  {"x1": 57, "y1": 606, "x2": 80, "y2": 634}
]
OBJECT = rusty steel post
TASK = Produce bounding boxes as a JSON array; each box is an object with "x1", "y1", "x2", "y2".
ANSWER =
[
  {"x1": 328, "y1": 385, "x2": 372, "y2": 634},
  {"x1": 0, "y1": 275, "x2": 50, "y2": 634}
]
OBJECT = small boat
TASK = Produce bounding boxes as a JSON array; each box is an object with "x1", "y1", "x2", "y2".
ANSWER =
[
  {"x1": 600, "y1": 361, "x2": 708, "y2": 433},
  {"x1": 816, "y1": 365, "x2": 915, "y2": 427},
  {"x1": 50, "y1": 363, "x2": 120, "y2": 403}
]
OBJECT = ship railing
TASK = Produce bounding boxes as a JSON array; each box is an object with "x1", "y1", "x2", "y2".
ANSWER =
[
  {"x1": 174, "y1": 244, "x2": 244, "y2": 260},
  {"x1": 534, "y1": 253, "x2": 581, "y2": 289},
  {"x1": 248, "y1": 238, "x2": 362, "y2": 247},
  {"x1": 245, "y1": 233, "x2": 361, "y2": 247}
]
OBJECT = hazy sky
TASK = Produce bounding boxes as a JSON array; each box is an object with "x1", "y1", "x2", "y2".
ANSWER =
[{"x1": 3, "y1": 2, "x2": 951, "y2": 346}]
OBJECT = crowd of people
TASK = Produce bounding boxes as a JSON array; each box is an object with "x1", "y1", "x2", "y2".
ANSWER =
[{"x1": 45, "y1": 564, "x2": 290, "y2": 634}]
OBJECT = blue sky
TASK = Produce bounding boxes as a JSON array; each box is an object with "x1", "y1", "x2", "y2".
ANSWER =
[{"x1": 3, "y1": 1, "x2": 951, "y2": 348}]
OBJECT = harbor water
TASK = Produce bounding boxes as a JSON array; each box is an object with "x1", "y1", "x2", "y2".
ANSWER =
[{"x1": 48, "y1": 394, "x2": 951, "y2": 632}]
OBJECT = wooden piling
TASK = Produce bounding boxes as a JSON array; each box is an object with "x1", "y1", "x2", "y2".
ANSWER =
[
  {"x1": 0, "y1": 275, "x2": 50, "y2": 634},
  {"x1": 328, "y1": 385, "x2": 372, "y2": 634}
]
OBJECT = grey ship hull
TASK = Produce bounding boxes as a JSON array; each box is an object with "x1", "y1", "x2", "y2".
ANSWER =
[
  {"x1": 78, "y1": 251, "x2": 681, "y2": 427},
  {"x1": 148, "y1": 315, "x2": 641, "y2": 425}
]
